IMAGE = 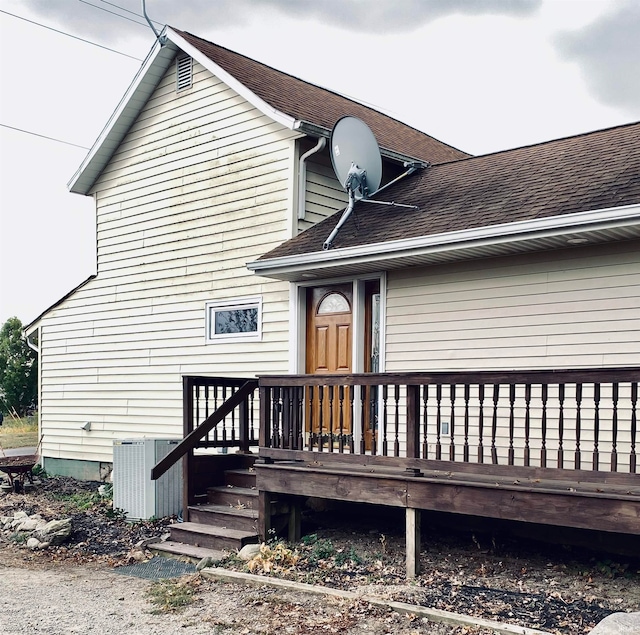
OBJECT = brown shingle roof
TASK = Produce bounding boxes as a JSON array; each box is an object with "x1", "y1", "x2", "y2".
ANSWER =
[
  {"x1": 261, "y1": 121, "x2": 640, "y2": 259},
  {"x1": 174, "y1": 29, "x2": 469, "y2": 165}
]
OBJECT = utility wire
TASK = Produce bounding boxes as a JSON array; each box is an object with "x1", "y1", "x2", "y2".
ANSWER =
[
  {"x1": 77, "y1": 0, "x2": 149, "y2": 28},
  {"x1": 0, "y1": 123, "x2": 90, "y2": 150},
  {"x1": 97, "y1": 0, "x2": 163, "y2": 27},
  {"x1": 0, "y1": 9, "x2": 143, "y2": 61}
]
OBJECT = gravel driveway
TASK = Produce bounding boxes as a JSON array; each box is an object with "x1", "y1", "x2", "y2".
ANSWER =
[{"x1": 0, "y1": 563, "x2": 502, "y2": 635}]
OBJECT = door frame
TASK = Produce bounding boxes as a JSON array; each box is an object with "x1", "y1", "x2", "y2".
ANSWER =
[{"x1": 288, "y1": 273, "x2": 387, "y2": 448}]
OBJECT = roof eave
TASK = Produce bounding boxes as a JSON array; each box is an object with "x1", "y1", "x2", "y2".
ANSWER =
[
  {"x1": 295, "y1": 121, "x2": 429, "y2": 167},
  {"x1": 247, "y1": 203, "x2": 640, "y2": 281}
]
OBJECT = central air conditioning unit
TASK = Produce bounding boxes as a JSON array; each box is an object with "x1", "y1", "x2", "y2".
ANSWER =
[{"x1": 112, "y1": 439, "x2": 183, "y2": 520}]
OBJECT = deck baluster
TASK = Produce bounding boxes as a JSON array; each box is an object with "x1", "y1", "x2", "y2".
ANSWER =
[
  {"x1": 212, "y1": 386, "x2": 219, "y2": 443},
  {"x1": 349, "y1": 388, "x2": 356, "y2": 454},
  {"x1": 449, "y1": 384, "x2": 456, "y2": 461},
  {"x1": 318, "y1": 386, "x2": 325, "y2": 452},
  {"x1": 296, "y1": 387, "x2": 304, "y2": 450},
  {"x1": 574, "y1": 383, "x2": 582, "y2": 470},
  {"x1": 203, "y1": 385, "x2": 209, "y2": 443},
  {"x1": 249, "y1": 391, "x2": 256, "y2": 443},
  {"x1": 541, "y1": 384, "x2": 548, "y2": 467},
  {"x1": 394, "y1": 384, "x2": 401, "y2": 457},
  {"x1": 524, "y1": 384, "x2": 531, "y2": 467},
  {"x1": 508, "y1": 384, "x2": 516, "y2": 465},
  {"x1": 558, "y1": 384, "x2": 565, "y2": 469},
  {"x1": 422, "y1": 385, "x2": 429, "y2": 459},
  {"x1": 231, "y1": 386, "x2": 237, "y2": 443},
  {"x1": 328, "y1": 385, "x2": 334, "y2": 453},
  {"x1": 382, "y1": 385, "x2": 389, "y2": 456},
  {"x1": 477, "y1": 385, "x2": 485, "y2": 463},
  {"x1": 436, "y1": 384, "x2": 442, "y2": 460},
  {"x1": 611, "y1": 382, "x2": 619, "y2": 472},
  {"x1": 338, "y1": 385, "x2": 345, "y2": 453},
  {"x1": 631, "y1": 382, "x2": 638, "y2": 473},
  {"x1": 308, "y1": 386, "x2": 314, "y2": 451},
  {"x1": 271, "y1": 386, "x2": 281, "y2": 448},
  {"x1": 360, "y1": 385, "x2": 367, "y2": 455},
  {"x1": 282, "y1": 387, "x2": 291, "y2": 449},
  {"x1": 221, "y1": 386, "x2": 228, "y2": 443},
  {"x1": 593, "y1": 383, "x2": 601, "y2": 471},
  {"x1": 463, "y1": 384, "x2": 470, "y2": 462},
  {"x1": 491, "y1": 384, "x2": 499, "y2": 464}
]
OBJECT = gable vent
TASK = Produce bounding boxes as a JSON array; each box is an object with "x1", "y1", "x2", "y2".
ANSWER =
[{"x1": 176, "y1": 55, "x2": 192, "y2": 91}]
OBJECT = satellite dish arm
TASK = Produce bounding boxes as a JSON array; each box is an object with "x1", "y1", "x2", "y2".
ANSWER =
[{"x1": 323, "y1": 189, "x2": 356, "y2": 251}]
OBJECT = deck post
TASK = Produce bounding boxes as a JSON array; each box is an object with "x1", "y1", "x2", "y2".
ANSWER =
[
  {"x1": 406, "y1": 507, "x2": 421, "y2": 579},
  {"x1": 288, "y1": 498, "x2": 302, "y2": 543},
  {"x1": 258, "y1": 490, "x2": 272, "y2": 541}
]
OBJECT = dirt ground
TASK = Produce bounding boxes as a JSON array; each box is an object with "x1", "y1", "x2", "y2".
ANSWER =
[{"x1": 0, "y1": 476, "x2": 638, "y2": 635}]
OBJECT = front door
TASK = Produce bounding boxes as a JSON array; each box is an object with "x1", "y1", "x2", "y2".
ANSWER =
[{"x1": 305, "y1": 284, "x2": 353, "y2": 442}]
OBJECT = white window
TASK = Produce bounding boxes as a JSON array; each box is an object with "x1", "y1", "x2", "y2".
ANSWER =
[{"x1": 205, "y1": 297, "x2": 262, "y2": 343}]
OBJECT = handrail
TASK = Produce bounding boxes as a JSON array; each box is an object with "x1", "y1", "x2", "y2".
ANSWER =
[{"x1": 151, "y1": 379, "x2": 258, "y2": 480}]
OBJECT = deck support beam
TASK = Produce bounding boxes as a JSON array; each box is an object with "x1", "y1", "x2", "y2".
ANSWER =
[{"x1": 406, "y1": 508, "x2": 421, "y2": 579}]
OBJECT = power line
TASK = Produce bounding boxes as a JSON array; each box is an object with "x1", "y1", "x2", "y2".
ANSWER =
[
  {"x1": 97, "y1": 0, "x2": 163, "y2": 27},
  {"x1": 0, "y1": 123, "x2": 90, "y2": 150},
  {"x1": 77, "y1": 0, "x2": 149, "y2": 28},
  {"x1": 0, "y1": 9, "x2": 143, "y2": 61}
]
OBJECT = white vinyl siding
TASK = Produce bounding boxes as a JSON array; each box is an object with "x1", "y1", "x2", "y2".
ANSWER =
[
  {"x1": 298, "y1": 152, "x2": 347, "y2": 233},
  {"x1": 385, "y1": 241, "x2": 640, "y2": 371},
  {"x1": 384, "y1": 242, "x2": 640, "y2": 469},
  {"x1": 38, "y1": 58, "x2": 297, "y2": 464}
]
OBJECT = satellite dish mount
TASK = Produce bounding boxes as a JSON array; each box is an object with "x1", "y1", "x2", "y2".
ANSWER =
[{"x1": 323, "y1": 116, "x2": 418, "y2": 250}]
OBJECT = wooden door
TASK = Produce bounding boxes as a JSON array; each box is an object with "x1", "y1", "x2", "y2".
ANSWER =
[{"x1": 306, "y1": 285, "x2": 353, "y2": 443}]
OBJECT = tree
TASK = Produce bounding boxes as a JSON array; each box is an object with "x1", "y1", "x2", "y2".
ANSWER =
[{"x1": 0, "y1": 317, "x2": 37, "y2": 416}]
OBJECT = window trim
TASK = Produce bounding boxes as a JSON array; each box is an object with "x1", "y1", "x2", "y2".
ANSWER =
[{"x1": 205, "y1": 296, "x2": 262, "y2": 343}]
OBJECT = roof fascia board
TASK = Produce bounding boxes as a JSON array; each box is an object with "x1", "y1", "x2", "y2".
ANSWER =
[
  {"x1": 166, "y1": 28, "x2": 297, "y2": 131},
  {"x1": 68, "y1": 31, "x2": 177, "y2": 195},
  {"x1": 248, "y1": 203, "x2": 640, "y2": 275}
]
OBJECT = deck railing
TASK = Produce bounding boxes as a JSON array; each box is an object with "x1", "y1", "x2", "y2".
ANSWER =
[
  {"x1": 259, "y1": 369, "x2": 639, "y2": 474},
  {"x1": 151, "y1": 376, "x2": 259, "y2": 481}
]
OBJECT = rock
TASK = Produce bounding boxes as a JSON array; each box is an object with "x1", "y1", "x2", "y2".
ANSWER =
[
  {"x1": 17, "y1": 519, "x2": 39, "y2": 532},
  {"x1": 238, "y1": 543, "x2": 261, "y2": 561},
  {"x1": 26, "y1": 537, "x2": 42, "y2": 550},
  {"x1": 589, "y1": 612, "x2": 640, "y2": 634},
  {"x1": 34, "y1": 518, "x2": 72, "y2": 546},
  {"x1": 13, "y1": 511, "x2": 28, "y2": 520}
]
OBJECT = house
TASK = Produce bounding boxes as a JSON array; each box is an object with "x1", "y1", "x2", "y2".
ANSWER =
[{"x1": 26, "y1": 27, "x2": 639, "y2": 571}]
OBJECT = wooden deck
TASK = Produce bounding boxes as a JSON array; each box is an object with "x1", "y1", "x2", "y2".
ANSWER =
[{"x1": 153, "y1": 369, "x2": 640, "y2": 577}]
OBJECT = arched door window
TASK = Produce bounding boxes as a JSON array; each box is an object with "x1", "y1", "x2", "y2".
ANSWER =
[{"x1": 317, "y1": 292, "x2": 350, "y2": 314}]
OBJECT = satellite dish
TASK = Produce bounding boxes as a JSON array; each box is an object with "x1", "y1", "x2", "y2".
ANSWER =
[{"x1": 330, "y1": 117, "x2": 382, "y2": 200}]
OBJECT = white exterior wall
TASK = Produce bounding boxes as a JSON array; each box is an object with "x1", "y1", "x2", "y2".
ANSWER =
[
  {"x1": 38, "y1": 59, "x2": 299, "y2": 464},
  {"x1": 298, "y1": 153, "x2": 347, "y2": 233},
  {"x1": 386, "y1": 241, "x2": 640, "y2": 371},
  {"x1": 384, "y1": 241, "x2": 640, "y2": 468}
]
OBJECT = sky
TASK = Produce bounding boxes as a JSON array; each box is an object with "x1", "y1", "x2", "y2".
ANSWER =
[{"x1": 0, "y1": 0, "x2": 639, "y2": 327}]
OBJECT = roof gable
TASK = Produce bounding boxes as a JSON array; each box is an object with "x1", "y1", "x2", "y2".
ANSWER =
[{"x1": 69, "y1": 27, "x2": 468, "y2": 195}]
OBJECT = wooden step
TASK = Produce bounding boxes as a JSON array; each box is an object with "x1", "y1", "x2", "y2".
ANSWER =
[
  {"x1": 224, "y1": 468, "x2": 257, "y2": 488},
  {"x1": 207, "y1": 485, "x2": 258, "y2": 508},
  {"x1": 169, "y1": 521, "x2": 259, "y2": 551},
  {"x1": 188, "y1": 503, "x2": 259, "y2": 532},
  {"x1": 147, "y1": 540, "x2": 227, "y2": 563}
]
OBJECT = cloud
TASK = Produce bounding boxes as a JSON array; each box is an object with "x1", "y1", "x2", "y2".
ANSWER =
[
  {"x1": 20, "y1": 0, "x2": 541, "y2": 41},
  {"x1": 555, "y1": 1, "x2": 640, "y2": 113}
]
